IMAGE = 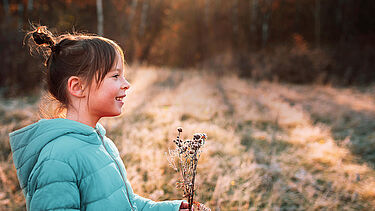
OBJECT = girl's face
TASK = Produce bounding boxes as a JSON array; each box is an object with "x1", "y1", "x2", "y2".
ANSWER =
[{"x1": 87, "y1": 53, "x2": 130, "y2": 118}]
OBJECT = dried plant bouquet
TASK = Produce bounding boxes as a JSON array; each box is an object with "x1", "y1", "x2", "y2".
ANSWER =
[{"x1": 167, "y1": 127, "x2": 210, "y2": 211}]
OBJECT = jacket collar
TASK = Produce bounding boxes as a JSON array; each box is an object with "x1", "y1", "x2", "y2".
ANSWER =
[{"x1": 9, "y1": 118, "x2": 107, "y2": 194}]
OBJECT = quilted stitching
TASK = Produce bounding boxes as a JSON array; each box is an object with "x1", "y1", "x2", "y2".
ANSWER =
[{"x1": 9, "y1": 119, "x2": 183, "y2": 211}]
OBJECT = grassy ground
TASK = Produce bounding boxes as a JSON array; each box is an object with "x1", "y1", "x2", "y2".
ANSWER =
[{"x1": 1, "y1": 67, "x2": 375, "y2": 210}]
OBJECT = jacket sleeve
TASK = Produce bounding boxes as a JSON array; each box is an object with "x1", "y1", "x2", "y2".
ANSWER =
[
  {"x1": 121, "y1": 170, "x2": 183, "y2": 211},
  {"x1": 132, "y1": 193, "x2": 184, "y2": 211},
  {"x1": 28, "y1": 159, "x2": 80, "y2": 210}
]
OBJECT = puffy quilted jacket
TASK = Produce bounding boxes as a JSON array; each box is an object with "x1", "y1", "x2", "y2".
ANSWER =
[{"x1": 9, "y1": 118, "x2": 183, "y2": 211}]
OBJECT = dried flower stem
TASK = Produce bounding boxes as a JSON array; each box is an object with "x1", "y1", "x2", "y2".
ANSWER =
[{"x1": 167, "y1": 127, "x2": 210, "y2": 211}]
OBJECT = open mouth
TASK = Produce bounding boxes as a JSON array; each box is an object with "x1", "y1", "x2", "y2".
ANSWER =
[{"x1": 115, "y1": 95, "x2": 126, "y2": 101}]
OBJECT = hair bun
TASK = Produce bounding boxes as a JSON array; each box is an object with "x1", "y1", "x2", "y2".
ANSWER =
[{"x1": 32, "y1": 26, "x2": 55, "y2": 47}]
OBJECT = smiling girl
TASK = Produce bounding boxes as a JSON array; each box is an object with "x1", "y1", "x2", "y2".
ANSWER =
[{"x1": 9, "y1": 26, "x2": 189, "y2": 211}]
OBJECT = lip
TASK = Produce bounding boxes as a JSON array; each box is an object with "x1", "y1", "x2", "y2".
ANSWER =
[
  {"x1": 115, "y1": 94, "x2": 126, "y2": 104},
  {"x1": 116, "y1": 98, "x2": 125, "y2": 106},
  {"x1": 116, "y1": 94, "x2": 126, "y2": 98}
]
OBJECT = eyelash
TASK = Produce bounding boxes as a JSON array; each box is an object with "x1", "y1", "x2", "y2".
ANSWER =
[{"x1": 113, "y1": 74, "x2": 120, "y2": 78}]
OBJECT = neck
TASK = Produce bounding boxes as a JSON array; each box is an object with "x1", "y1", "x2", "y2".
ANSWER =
[{"x1": 66, "y1": 107, "x2": 100, "y2": 128}]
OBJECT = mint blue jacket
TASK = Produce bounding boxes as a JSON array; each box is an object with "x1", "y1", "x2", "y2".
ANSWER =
[{"x1": 9, "y1": 118, "x2": 182, "y2": 211}]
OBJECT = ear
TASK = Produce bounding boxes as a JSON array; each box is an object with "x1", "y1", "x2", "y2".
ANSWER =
[{"x1": 67, "y1": 76, "x2": 86, "y2": 98}]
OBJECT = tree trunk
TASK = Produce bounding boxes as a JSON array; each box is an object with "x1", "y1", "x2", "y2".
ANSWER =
[
  {"x1": 27, "y1": 0, "x2": 33, "y2": 11},
  {"x1": 250, "y1": 0, "x2": 258, "y2": 33},
  {"x1": 3, "y1": 0, "x2": 9, "y2": 19},
  {"x1": 262, "y1": 13, "x2": 269, "y2": 48},
  {"x1": 139, "y1": 0, "x2": 149, "y2": 37},
  {"x1": 295, "y1": 0, "x2": 301, "y2": 33},
  {"x1": 315, "y1": 0, "x2": 321, "y2": 48},
  {"x1": 337, "y1": 0, "x2": 344, "y2": 42},
  {"x1": 262, "y1": 0, "x2": 273, "y2": 48},
  {"x1": 232, "y1": 0, "x2": 239, "y2": 48},
  {"x1": 126, "y1": 0, "x2": 138, "y2": 35},
  {"x1": 204, "y1": 0, "x2": 210, "y2": 25},
  {"x1": 96, "y1": 0, "x2": 104, "y2": 36},
  {"x1": 232, "y1": 0, "x2": 239, "y2": 35},
  {"x1": 17, "y1": 4, "x2": 24, "y2": 28},
  {"x1": 250, "y1": 0, "x2": 258, "y2": 49}
]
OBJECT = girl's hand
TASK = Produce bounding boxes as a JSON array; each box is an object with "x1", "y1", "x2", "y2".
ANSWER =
[{"x1": 180, "y1": 201, "x2": 193, "y2": 211}]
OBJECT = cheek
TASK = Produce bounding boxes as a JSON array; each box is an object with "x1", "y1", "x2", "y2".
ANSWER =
[
  {"x1": 88, "y1": 81, "x2": 119, "y2": 105},
  {"x1": 87, "y1": 90, "x2": 108, "y2": 106},
  {"x1": 98, "y1": 90, "x2": 116, "y2": 103}
]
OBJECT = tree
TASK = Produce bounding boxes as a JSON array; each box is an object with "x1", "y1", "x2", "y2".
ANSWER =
[{"x1": 96, "y1": 0, "x2": 104, "y2": 35}]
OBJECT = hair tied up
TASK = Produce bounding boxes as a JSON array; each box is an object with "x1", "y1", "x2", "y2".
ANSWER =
[
  {"x1": 32, "y1": 26, "x2": 55, "y2": 47},
  {"x1": 50, "y1": 44, "x2": 61, "y2": 53}
]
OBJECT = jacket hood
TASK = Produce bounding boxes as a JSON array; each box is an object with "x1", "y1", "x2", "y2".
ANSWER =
[{"x1": 9, "y1": 118, "x2": 106, "y2": 196}]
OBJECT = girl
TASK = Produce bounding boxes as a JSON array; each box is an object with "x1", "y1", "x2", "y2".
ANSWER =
[{"x1": 9, "y1": 26, "x2": 190, "y2": 211}]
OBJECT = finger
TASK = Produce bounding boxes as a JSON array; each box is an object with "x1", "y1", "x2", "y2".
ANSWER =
[
  {"x1": 180, "y1": 207, "x2": 194, "y2": 211},
  {"x1": 180, "y1": 202, "x2": 189, "y2": 209}
]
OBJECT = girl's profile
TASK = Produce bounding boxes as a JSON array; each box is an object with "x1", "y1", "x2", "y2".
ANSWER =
[{"x1": 9, "y1": 26, "x2": 190, "y2": 211}]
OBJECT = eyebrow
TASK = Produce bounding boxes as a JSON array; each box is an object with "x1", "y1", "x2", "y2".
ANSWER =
[
  {"x1": 110, "y1": 68, "x2": 122, "y2": 72},
  {"x1": 114, "y1": 68, "x2": 125, "y2": 75}
]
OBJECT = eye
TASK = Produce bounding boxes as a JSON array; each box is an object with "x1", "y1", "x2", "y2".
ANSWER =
[{"x1": 113, "y1": 74, "x2": 120, "y2": 78}]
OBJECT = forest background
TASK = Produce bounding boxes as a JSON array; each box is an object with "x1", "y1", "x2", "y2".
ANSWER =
[{"x1": 1, "y1": 0, "x2": 375, "y2": 94}]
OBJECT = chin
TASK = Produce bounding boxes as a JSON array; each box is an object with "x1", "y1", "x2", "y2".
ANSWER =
[
  {"x1": 102, "y1": 110, "x2": 123, "y2": 117},
  {"x1": 114, "y1": 109, "x2": 124, "y2": 116},
  {"x1": 109, "y1": 112, "x2": 122, "y2": 117}
]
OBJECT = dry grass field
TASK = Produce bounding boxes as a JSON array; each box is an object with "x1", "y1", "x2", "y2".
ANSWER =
[{"x1": 1, "y1": 67, "x2": 375, "y2": 210}]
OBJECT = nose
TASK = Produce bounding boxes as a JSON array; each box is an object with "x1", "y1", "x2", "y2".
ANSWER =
[{"x1": 121, "y1": 78, "x2": 131, "y2": 90}]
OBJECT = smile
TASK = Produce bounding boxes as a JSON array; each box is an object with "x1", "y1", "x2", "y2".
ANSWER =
[{"x1": 115, "y1": 95, "x2": 126, "y2": 101}]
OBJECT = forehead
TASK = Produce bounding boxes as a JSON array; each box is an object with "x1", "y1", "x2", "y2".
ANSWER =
[{"x1": 112, "y1": 52, "x2": 124, "y2": 71}]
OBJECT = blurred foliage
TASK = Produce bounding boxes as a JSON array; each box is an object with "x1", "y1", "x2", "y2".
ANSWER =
[{"x1": 1, "y1": 0, "x2": 375, "y2": 96}]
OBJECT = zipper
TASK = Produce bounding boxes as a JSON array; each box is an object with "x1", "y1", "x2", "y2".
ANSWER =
[{"x1": 95, "y1": 128, "x2": 135, "y2": 211}]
